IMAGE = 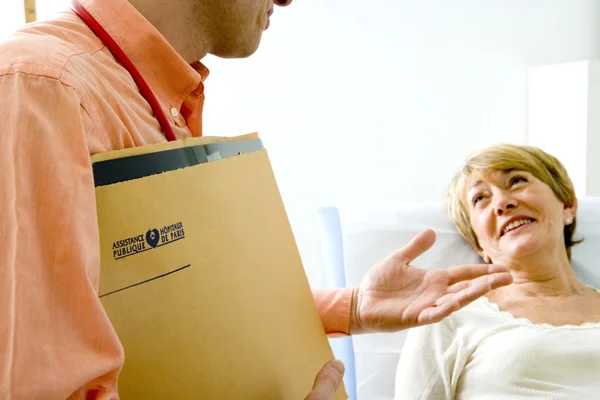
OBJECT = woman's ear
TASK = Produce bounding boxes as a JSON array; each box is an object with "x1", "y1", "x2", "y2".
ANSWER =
[
  {"x1": 564, "y1": 198, "x2": 578, "y2": 224},
  {"x1": 478, "y1": 250, "x2": 491, "y2": 264}
]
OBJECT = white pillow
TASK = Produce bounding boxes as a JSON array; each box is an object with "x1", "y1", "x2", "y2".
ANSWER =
[{"x1": 570, "y1": 197, "x2": 600, "y2": 287}]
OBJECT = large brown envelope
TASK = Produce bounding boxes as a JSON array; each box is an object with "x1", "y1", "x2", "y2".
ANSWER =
[{"x1": 91, "y1": 134, "x2": 347, "y2": 399}]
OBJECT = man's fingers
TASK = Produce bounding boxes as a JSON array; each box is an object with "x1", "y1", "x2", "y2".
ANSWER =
[
  {"x1": 435, "y1": 281, "x2": 491, "y2": 308},
  {"x1": 487, "y1": 271, "x2": 514, "y2": 289},
  {"x1": 435, "y1": 271, "x2": 513, "y2": 307},
  {"x1": 446, "y1": 271, "x2": 513, "y2": 295},
  {"x1": 305, "y1": 360, "x2": 345, "y2": 400},
  {"x1": 417, "y1": 301, "x2": 459, "y2": 325},
  {"x1": 445, "y1": 280, "x2": 471, "y2": 294},
  {"x1": 420, "y1": 283, "x2": 490, "y2": 325},
  {"x1": 388, "y1": 229, "x2": 436, "y2": 265},
  {"x1": 446, "y1": 263, "x2": 511, "y2": 285}
]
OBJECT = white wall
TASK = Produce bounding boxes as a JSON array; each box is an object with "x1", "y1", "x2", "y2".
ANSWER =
[
  {"x1": 528, "y1": 61, "x2": 600, "y2": 197},
  {"x1": 0, "y1": 1, "x2": 25, "y2": 39},
  {"x1": 8, "y1": 0, "x2": 600, "y2": 283},
  {"x1": 36, "y1": 0, "x2": 70, "y2": 20},
  {"x1": 202, "y1": 0, "x2": 600, "y2": 283}
]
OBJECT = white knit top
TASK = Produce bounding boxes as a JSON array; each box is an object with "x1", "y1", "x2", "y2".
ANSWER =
[{"x1": 394, "y1": 297, "x2": 600, "y2": 400}]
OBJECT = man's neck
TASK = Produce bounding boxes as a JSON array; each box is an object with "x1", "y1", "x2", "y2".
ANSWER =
[{"x1": 128, "y1": 0, "x2": 210, "y2": 63}]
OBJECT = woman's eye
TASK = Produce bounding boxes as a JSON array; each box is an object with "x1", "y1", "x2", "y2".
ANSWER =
[
  {"x1": 472, "y1": 195, "x2": 484, "y2": 206},
  {"x1": 510, "y1": 175, "x2": 527, "y2": 186}
]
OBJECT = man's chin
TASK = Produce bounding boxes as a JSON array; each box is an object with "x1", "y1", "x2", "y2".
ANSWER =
[{"x1": 211, "y1": 40, "x2": 262, "y2": 59}]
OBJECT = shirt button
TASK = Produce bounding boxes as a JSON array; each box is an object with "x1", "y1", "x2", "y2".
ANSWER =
[{"x1": 170, "y1": 107, "x2": 179, "y2": 118}]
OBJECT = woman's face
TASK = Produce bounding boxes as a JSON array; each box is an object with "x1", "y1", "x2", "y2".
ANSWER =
[{"x1": 465, "y1": 169, "x2": 575, "y2": 263}]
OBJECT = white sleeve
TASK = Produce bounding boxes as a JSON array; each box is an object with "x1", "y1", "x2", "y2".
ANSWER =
[{"x1": 393, "y1": 317, "x2": 468, "y2": 400}]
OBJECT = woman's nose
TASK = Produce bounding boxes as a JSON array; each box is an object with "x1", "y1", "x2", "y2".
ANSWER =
[{"x1": 493, "y1": 193, "x2": 517, "y2": 216}]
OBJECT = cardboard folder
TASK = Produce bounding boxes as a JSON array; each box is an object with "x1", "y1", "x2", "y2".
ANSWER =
[{"x1": 91, "y1": 133, "x2": 346, "y2": 399}]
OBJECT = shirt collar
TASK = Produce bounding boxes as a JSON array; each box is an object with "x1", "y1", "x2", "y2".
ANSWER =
[{"x1": 76, "y1": 0, "x2": 208, "y2": 114}]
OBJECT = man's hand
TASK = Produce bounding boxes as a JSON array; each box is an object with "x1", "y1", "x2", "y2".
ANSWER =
[
  {"x1": 350, "y1": 229, "x2": 513, "y2": 334},
  {"x1": 305, "y1": 360, "x2": 345, "y2": 400}
]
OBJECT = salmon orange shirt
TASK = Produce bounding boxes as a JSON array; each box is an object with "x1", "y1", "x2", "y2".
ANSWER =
[{"x1": 0, "y1": 0, "x2": 351, "y2": 398}]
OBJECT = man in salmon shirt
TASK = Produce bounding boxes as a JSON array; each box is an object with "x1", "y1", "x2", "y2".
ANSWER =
[{"x1": 0, "y1": 0, "x2": 513, "y2": 398}]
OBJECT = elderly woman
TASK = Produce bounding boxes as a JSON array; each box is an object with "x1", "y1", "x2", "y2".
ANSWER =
[{"x1": 394, "y1": 144, "x2": 600, "y2": 399}]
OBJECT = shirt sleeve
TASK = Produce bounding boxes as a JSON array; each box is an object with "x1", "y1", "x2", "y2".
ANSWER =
[
  {"x1": 312, "y1": 288, "x2": 353, "y2": 336},
  {"x1": 393, "y1": 317, "x2": 465, "y2": 400},
  {"x1": 0, "y1": 73, "x2": 123, "y2": 400}
]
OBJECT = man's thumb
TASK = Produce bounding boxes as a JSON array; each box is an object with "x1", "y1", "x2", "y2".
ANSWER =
[{"x1": 305, "y1": 360, "x2": 345, "y2": 400}]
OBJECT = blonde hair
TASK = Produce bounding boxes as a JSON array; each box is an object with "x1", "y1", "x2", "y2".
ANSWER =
[{"x1": 446, "y1": 144, "x2": 582, "y2": 260}]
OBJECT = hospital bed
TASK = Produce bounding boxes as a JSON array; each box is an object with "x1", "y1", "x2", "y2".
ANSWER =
[{"x1": 315, "y1": 197, "x2": 600, "y2": 400}]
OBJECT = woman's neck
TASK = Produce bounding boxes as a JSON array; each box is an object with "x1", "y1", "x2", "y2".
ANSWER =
[{"x1": 492, "y1": 250, "x2": 587, "y2": 298}]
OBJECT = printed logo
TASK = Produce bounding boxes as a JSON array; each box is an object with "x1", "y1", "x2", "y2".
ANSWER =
[
  {"x1": 146, "y1": 229, "x2": 160, "y2": 248},
  {"x1": 112, "y1": 221, "x2": 185, "y2": 260}
]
